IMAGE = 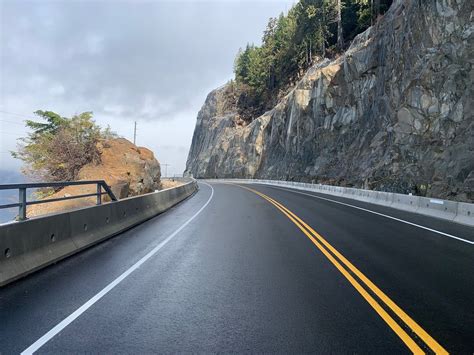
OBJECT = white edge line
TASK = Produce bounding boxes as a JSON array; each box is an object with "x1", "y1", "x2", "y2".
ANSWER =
[
  {"x1": 22, "y1": 182, "x2": 214, "y2": 354},
  {"x1": 263, "y1": 184, "x2": 474, "y2": 246}
]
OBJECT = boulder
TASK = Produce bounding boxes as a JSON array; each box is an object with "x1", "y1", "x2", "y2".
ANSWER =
[{"x1": 28, "y1": 138, "x2": 161, "y2": 217}]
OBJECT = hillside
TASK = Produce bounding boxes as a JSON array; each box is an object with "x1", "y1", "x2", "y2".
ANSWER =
[
  {"x1": 27, "y1": 138, "x2": 161, "y2": 217},
  {"x1": 185, "y1": 0, "x2": 473, "y2": 202}
]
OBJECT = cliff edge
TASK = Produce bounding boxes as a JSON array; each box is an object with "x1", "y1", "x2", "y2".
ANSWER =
[{"x1": 185, "y1": 0, "x2": 473, "y2": 202}]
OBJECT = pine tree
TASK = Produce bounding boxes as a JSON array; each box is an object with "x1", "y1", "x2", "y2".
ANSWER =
[{"x1": 336, "y1": 0, "x2": 344, "y2": 50}]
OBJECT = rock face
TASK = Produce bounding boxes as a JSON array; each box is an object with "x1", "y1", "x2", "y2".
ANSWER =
[
  {"x1": 185, "y1": 0, "x2": 474, "y2": 202},
  {"x1": 79, "y1": 138, "x2": 161, "y2": 198},
  {"x1": 28, "y1": 138, "x2": 161, "y2": 217}
]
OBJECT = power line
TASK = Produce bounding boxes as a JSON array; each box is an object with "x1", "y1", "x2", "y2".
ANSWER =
[
  {"x1": 0, "y1": 128, "x2": 26, "y2": 134},
  {"x1": 0, "y1": 110, "x2": 33, "y2": 119},
  {"x1": 0, "y1": 119, "x2": 25, "y2": 126},
  {"x1": 0, "y1": 131, "x2": 24, "y2": 137},
  {"x1": 162, "y1": 163, "x2": 170, "y2": 178},
  {"x1": 0, "y1": 110, "x2": 33, "y2": 117}
]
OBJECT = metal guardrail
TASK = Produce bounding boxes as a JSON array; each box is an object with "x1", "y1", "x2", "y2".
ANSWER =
[
  {"x1": 0, "y1": 180, "x2": 117, "y2": 221},
  {"x1": 0, "y1": 178, "x2": 197, "y2": 286}
]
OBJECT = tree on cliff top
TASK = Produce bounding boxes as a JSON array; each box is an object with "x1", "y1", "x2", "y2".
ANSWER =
[
  {"x1": 12, "y1": 110, "x2": 116, "y2": 182},
  {"x1": 233, "y1": 0, "x2": 392, "y2": 121}
]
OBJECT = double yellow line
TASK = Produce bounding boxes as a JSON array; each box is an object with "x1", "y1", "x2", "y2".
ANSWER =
[{"x1": 237, "y1": 184, "x2": 448, "y2": 354}]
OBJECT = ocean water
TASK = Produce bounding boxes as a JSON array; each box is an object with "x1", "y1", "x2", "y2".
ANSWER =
[{"x1": 0, "y1": 169, "x2": 27, "y2": 223}]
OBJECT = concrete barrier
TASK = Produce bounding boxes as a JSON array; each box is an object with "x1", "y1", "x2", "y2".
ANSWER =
[
  {"x1": 454, "y1": 202, "x2": 474, "y2": 226},
  {"x1": 416, "y1": 197, "x2": 458, "y2": 221},
  {"x1": 0, "y1": 179, "x2": 198, "y2": 287},
  {"x1": 391, "y1": 194, "x2": 420, "y2": 213},
  {"x1": 212, "y1": 178, "x2": 474, "y2": 227},
  {"x1": 375, "y1": 191, "x2": 394, "y2": 205}
]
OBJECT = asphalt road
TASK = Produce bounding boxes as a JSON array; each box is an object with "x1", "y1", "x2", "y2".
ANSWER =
[{"x1": 0, "y1": 181, "x2": 473, "y2": 354}]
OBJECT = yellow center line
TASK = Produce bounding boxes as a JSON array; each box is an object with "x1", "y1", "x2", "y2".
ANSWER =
[{"x1": 232, "y1": 183, "x2": 448, "y2": 355}]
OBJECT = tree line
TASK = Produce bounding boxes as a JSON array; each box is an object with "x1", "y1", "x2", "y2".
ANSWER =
[{"x1": 233, "y1": 0, "x2": 392, "y2": 121}]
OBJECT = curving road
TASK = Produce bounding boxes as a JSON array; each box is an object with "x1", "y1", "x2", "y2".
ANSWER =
[{"x1": 0, "y1": 181, "x2": 473, "y2": 354}]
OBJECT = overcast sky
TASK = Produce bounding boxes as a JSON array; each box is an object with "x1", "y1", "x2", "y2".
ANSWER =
[{"x1": 0, "y1": 0, "x2": 294, "y2": 177}]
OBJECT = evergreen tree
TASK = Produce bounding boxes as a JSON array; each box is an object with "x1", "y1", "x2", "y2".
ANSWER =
[{"x1": 232, "y1": 0, "x2": 392, "y2": 121}]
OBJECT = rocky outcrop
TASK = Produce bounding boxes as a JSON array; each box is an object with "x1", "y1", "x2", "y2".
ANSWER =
[
  {"x1": 28, "y1": 138, "x2": 161, "y2": 217},
  {"x1": 185, "y1": 0, "x2": 474, "y2": 202},
  {"x1": 79, "y1": 138, "x2": 161, "y2": 198}
]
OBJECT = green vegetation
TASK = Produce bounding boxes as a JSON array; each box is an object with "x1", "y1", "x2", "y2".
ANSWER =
[
  {"x1": 233, "y1": 0, "x2": 392, "y2": 121},
  {"x1": 12, "y1": 110, "x2": 116, "y2": 182}
]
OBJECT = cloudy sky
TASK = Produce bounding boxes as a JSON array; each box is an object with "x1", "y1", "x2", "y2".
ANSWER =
[{"x1": 0, "y1": 0, "x2": 294, "y2": 178}]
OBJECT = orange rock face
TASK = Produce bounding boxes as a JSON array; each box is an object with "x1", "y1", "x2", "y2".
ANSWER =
[{"x1": 28, "y1": 138, "x2": 161, "y2": 218}]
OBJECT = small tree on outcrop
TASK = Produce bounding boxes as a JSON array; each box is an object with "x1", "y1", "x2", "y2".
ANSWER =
[
  {"x1": 12, "y1": 110, "x2": 116, "y2": 182},
  {"x1": 355, "y1": 0, "x2": 389, "y2": 27}
]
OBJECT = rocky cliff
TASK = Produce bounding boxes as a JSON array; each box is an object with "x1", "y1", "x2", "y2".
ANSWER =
[
  {"x1": 28, "y1": 138, "x2": 161, "y2": 217},
  {"x1": 185, "y1": 0, "x2": 473, "y2": 202}
]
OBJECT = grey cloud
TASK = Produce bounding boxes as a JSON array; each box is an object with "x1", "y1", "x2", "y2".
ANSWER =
[{"x1": 1, "y1": 0, "x2": 293, "y2": 172}]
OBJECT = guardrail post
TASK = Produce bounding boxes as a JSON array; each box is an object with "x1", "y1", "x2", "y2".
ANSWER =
[
  {"x1": 96, "y1": 183, "x2": 102, "y2": 205},
  {"x1": 19, "y1": 187, "x2": 27, "y2": 221}
]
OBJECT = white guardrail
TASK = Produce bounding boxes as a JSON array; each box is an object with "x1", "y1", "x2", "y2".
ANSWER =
[{"x1": 213, "y1": 179, "x2": 474, "y2": 227}]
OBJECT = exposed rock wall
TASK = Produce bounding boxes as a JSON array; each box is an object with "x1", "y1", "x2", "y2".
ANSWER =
[{"x1": 185, "y1": 0, "x2": 474, "y2": 202}]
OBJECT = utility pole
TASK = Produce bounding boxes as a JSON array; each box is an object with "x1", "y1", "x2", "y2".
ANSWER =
[
  {"x1": 162, "y1": 163, "x2": 170, "y2": 178},
  {"x1": 337, "y1": 0, "x2": 344, "y2": 50},
  {"x1": 133, "y1": 121, "x2": 137, "y2": 145}
]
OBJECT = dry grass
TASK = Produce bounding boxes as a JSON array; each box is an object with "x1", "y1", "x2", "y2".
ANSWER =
[{"x1": 160, "y1": 179, "x2": 185, "y2": 190}]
